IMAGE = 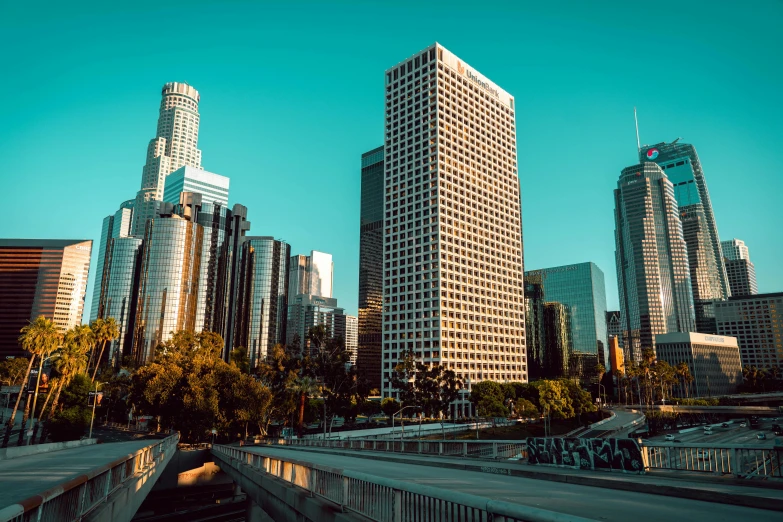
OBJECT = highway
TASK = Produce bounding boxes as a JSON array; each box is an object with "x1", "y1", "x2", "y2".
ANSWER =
[
  {"x1": 647, "y1": 418, "x2": 780, "y2": 447},
  {"x1": 244, "y1": 445, "x2": 783, "y2": 522}
]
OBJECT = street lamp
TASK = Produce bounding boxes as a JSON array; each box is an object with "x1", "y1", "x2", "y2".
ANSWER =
[
  {"x1": 89, "y1": 382, "x2": 109, "y2": 439},
  {"x1": 392, "y1": 405, "x2": 419, "y2": 441},
  {"x1": 598, "y1": 383, "x2": 606, "y2": 408},
  {"x1": 28, "y1": 355, "x2": 54, "y2": 445}
]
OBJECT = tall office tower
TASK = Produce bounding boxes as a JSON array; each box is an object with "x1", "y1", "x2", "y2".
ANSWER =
[
  {"x1": 233, "y1": 237, "x2": 290, "y2": 368},
  {"x1": 714, "y1": 293, "x2": 782, "y2": 372},
  {"x1": 382, "y1": 44, "x2": 526, "y2": 404},
  {"x1": 99, "y1": 237, "x2": 143, "y2": 365},
  {"x1": 219, "y1": 204, "x2": 251, "y2": 355},
  {"x1": 91, "y1": 200, "x2": 134, "y2": 322},
  {"x1": 639, "y1": 141, "x2": 730, "y2": 331},
  {"x1": 357, "y1": 146, "x2": 384, "y2": 390},
  {"x1": 345, "y1": 315, "x2": 358, "y2": 366},
  {"x1": 286, "y1": 294, "x2": 346, "y2": 355},
  {"x1": 0, "y1": 239, "x2": 92, "y2": 358},
  {"x1": 542, "y1": 302, "x2": 572, "y2": 378},
  {"x1": 614, "y1": 162, "x2": 696, "y2": 362},
  {"x1": 163, "y1": 166, "x2": 229, "y2": 207},
  {"x1": 524, "y1": 278, "x2": 545, "y2": 380},
  {"x1": 606, "y1": 311, "x2": 622, "y2": 346},
  {"x1": 524, "y1": 263, "x2": 608, "y2": 367},
  {"x1": 655, "y1": 332, "x2": 742, "y2": 396},
  {"x1": 721, "y1": 239, "x2": 758, "y2": 297},
  {"x1": 132, "y1": 82, "x2": 203, "y2": 236},
  {"x1": 133, "y1": 194, "x2": 205, "y2": 364},
  {"x1": 288, "y1": 251, "x2": 334, "y2": 299}
]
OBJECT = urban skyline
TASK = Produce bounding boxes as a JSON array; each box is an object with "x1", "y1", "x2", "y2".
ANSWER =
[{"x1": 2, "y1": 2, "x2": 781, "y2": 323}]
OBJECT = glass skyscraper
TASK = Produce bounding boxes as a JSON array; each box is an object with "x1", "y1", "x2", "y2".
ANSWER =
[
  {"x1": 91, "y1": 199, "x2": 134, "y2": 322},
  {"x1": 100, "y1": 236, "x2": 143, "y2": 365},
  {"x1": 357, "y1": 146, "x2": 384, "y2": 390},
  {"x1": 233, "y1": 236, "x2": 290, "y2": 368},
  {"x1": 614, "y1": 162, "x2": 696, "y2": 361},
  {"x1": 639, "y1": 141, "x2": 730, "y2": 332},
  {"x1": 163, "y1": 166, "x2": 229, "y2": 207},
  {"x1": 721, "y1": 238, "x2": 758, "y2": 297},
  {"x1": 525, "y1": 262, "x2": 608, "y2": 373}
]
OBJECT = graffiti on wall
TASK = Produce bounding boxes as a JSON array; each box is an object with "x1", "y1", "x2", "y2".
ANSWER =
[{"x1": 526, "y1": 437, "x2": 644, "y2": 474}]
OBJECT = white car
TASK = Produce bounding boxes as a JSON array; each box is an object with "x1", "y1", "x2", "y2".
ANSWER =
[
  {"x1": 703, "y1": 427, "x2": 713, "y2": 434},
  {"x1": 740, "y1": 422, "x2": 747, "y2": 428},
  {"x1": 665, "y1": 434, "x2": 675, "y2": 441}
]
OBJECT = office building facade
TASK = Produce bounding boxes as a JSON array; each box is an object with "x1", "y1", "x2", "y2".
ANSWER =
[
  {"x1": 614, "y1": 162, "x2": 696, "y2": 361},
  {"x1": 524, "y1": 278, "x2": 545, "y2": 379},
  {"x1": 345, "y1": 314, "x2": 358, "y2": 366},
  {"x1": 639, "y1": 141, "x2": 730, "y2": 331},
  {"x1": 99, "y1": 237, "x2": 143, "y2": 365},
  {"x1": 288, "y1": 251, "x2": 334, "y2": 299},
  {"x1": 163, "y1": 166, "x2": 229, "y2": 207},
  {"x1": 286, "y1": 294, "x2": 346, "y2": 355},
  {"x1": 382, "y1": 44, "x2": 526, "y2": 402},
  {"x1": 525, "y1": 263, "x2": 608, "y2": 367},
  {"x1": 132, "y1": 82, "x2": 203, "y2": 236},
  {"x1": 542, "y1": 302, "x2": 572, "y2": 378},
  {"x1": 714, "y1": 292, "x2": 782, "y2": 372},
  {"x1": 721, "y1": 239, "x2": 757, "y2": 297},
  {"x1": 0, "y1": 239, "x2": 92, "y2": 358},
  {"x1": 357, "y1": 146, "x2": 384, "y2": 390},
  {"x1": 233, "y1": 237, "x2": 290, "y2": 367},
  {"x1": 655, "y1": 332, "x2": 742, "y2": 397},
  {"x1": 91, "y1": 200, "x2": 134, "y2": 322}
]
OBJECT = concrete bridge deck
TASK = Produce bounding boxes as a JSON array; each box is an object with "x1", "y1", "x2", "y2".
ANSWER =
[{"x1": 239, "y1": 445, "x2": 783, "y2": 521}]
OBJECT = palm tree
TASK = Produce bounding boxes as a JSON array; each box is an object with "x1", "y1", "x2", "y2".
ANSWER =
[
  {"x1": 90, "y1": 318, "x2": 119, "y2": 382},
  {"x1": 6, "y1": 317, "x2": 61, "y2": 447},
  {"x1": 286, "y1": 376, "x2": 320, "y2": 438}
]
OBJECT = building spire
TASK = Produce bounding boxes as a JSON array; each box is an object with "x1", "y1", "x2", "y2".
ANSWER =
[{"x1": 634, "y1": 107, "x2": 641, "y2": 154}]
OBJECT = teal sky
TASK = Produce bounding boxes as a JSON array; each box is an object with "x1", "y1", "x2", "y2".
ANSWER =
[{"x1": 2, "y1": 1, "x2": 781, "y2": 319}]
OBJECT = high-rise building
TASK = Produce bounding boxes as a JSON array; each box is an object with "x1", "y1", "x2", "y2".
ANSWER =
[
  {"x1": 132, "y1": 82, "x2": 203, "y2": 236},
  {"x1": 345, "y1": 315, "x2": 358, "y2": 366},
  {"x1": 286, "y1": 294, "x2": 346, "y2": 355},
  {"x1": 606, "y1": 310, "x2": 621, "y2": 345},
  {"x1": 524, "y1": 278, "x2": 545, "y2": 379},
  {"x1": 233, "y1": 237, "x2": 290, "y2": 368},
  {"x1": 655, "y1": 332, "x2": 742, "y2": 397},
  {"x1": 614, "y1": 162, "x2": 696, "y2": 362},
  {"x1": 382, "y1": 44, "x2": 526, "y2": 405},
  {"x1": 524, "y1": 263, "x2": 608, "y2": 367},
  {"x1": 163, "y1": 166, "x2": 229, "y2": 207},
  {"x1": 608, "y1": 336, "x2": 624, "y2": 375},
  {"x1": 714, "y1": 292, "x2": 783, "y2": 373},
  {"x1": 0, "y1": 239, "x2": 92, "y2": 358},
  {"x1": 132, "y1": 194, "x2": 205, "y2": 364},
  {"x1": 721, "y1": 239, "x2": 758, "y2": 297},
  {"x1": 542, "y1": 302, "x2": 572, "y2": 378},
  {"x1": 99, "y1": 237, "x2": 143, "y2": 365},
  {"x1": 640, "y1": 141, "x2": 730, "y2": 331},
  {"x1": 220, "y1": 204, "x2": 251, "y2": 355},
  {"x1": 357, "y1": 146, "x2": 384, "y2": 390},
  {"x1": 288, "y1": 251, "x2": 334, "y2": 299},
  {"x1": 91, "y1": 200, "x2": 134, "y2": 322}
]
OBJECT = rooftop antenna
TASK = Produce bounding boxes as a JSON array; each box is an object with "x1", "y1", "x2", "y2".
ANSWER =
[{"x1": 634, "y1": 107, "x2": 641, "y2": 153}]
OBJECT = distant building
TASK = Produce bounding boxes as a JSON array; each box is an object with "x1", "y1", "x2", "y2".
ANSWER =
[
  {"x1": 606, "y1": 311, "x2": 621, "y2": 347},
  {"x1": 0, "y1": 239, "x2": 92, "y2": 358},
  {"x1": 714, "y1": 292, "x2": 783, "y2": 373},
  {"x1": 542, "y1": 302, "x2": 572, "y2": 378},
  {"x1": 233, "y1": 236, "x2": 290, "y2": 368},
  {"x1": 163, "y1": 166, "x2": 229, "y2": 207},
  {"x1": 357, "y1": 146, "x2": 384, "y2": 391},
  {"x1": 286, "y1": 294, "x2": 346, "y2": 355},
  {"x1": 655, "y1": 332, "x2": 742, "y2": 397},
  {"x1": 91, "y1": 200, "x2": 134, "y2": 322},
  {"x1": 614, "y1": 162, "x2": 695, "y2": 361},
  {"x1": 721, "y1": 239, "x2": 757, "y2": 297},
  {"x1": 608, "y1": 336, "x2": 624, "y2": 375},
  {"x1": 524, "y1": 278, "x2": 546, "y2": 379},
  {"x1": 288, "y1": 251, "x2": 333, "y2": 299},
  {"x1": 345, "y1": 315, "x2": 358, "y2": 366}
]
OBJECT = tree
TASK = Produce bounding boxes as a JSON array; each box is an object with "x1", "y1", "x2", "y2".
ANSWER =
[
  {"x1": 0, "y1": 358, "x2": 29, "y2": 387},
  {"x1": 535, "y1": 380, "x2": 574, "y2": 419},
  {"x1": 230, "y1": 346, "x2": 250, "y2": 374},
  {"x1": 381, "y1": 397, "x2": 400, "y2": 418},
  {"x1": 469, "y1": 381, "x2": 508, "y2": 417},
  {"x1": 90, "y1": 317, "x2": 119, "y2": 382},
  {"x1": 515, "y1": 398, "x2": 540, "y2": 418},
  {"x1": 256, "y1": 344, "x2": 299, "y2": 436},
  {"x1": 287, "y1": 376, "x2": 320, "y2": 438}
]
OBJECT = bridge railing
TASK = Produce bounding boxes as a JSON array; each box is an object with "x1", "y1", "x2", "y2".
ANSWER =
[
  {"x1": 213, "y1": 444, "x2": 597, "y2": 522},
  {"x1": 641, "y1": 443, "x2": 782, "y2": 479},
  {"x1": 0, "y1": 433, "x2": 179, "y2": 522},
  {"x1": 267, "y1": 437, "x2": 528, "y2": 460}
]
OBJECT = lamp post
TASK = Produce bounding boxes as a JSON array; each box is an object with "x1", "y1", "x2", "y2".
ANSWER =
[
  {"x1": 392, "y1": 405, "x2": 418, "y2": 441},
  {"x1": 28, "y1": 355, "x2": 54, "y2": 445},
  {"x1": 89, "y1": 382, "x2": 109, "y2": 439},
  {"x1": 598, "y1": 383, "x2": 606, "y2": 408}
]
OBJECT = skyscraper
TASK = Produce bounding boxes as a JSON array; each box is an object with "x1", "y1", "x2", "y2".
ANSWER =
[
  {"x1": 286, "y1": 294, "x2": 346, "y2": 355},
  {"x1": 614, "y1": 162, "x2": 696, "y2": 361},
  {"x1": 524, "y1": 278, "x2": 545, "y2": 379},
  {"x1": 382, "y1": 44, "x2": 526, "y2": 405},
  {"x1": 233, "y1": 236, "x2": 290, "y2": 367},
  {"x1": 163, "y1": 166, "x2": 229, "y2": 207},
  {"x1": 714, "y1": 292, "x2": 782, "y2": 372},
  {"x1": 0, "y1": 239, "x2": 92, "y2": 358},
  {"x1": 606, "y1": 311, "x2": 621, "y2": 346},
  {"x1": 640, "y1": 141, "x2": 730, "y2": 331},
  {"x1": 287, "y1": 251, "x2": 334, "y2": 299},
  {"x1": 345, "y1": 314, "x2": 358, "y2": 366},
  {"x1": 357, "y1": 146, "x2": 384, "y2": 390},
  {"x1": 721, "y1": 238, "x2": 758, "y2": 297},
  {"x1": 91, "y1": 200, "x2": 134, "y2": 322},
  {"x1": 132, "y1": 82, "x2": 203, "y2": 236}
]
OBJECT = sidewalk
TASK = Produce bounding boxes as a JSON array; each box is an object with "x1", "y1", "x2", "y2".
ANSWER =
[{"x1": 262, "y1": 444, "x2": 783, "y2": 512}]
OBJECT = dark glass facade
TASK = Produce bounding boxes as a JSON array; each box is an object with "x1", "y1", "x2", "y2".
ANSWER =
[
  {"x1": 101, "y1": 237, "x2": 143, "y2": 365},
  {"x1": 233, "y1": 237, "x2": 290, "y2": 368},
  {"x1": 357, "y1": 146, "x2": 384, "y2": 390},
  {"x1": 0, "y1": 239, "x2": 92, "y2": 358}
]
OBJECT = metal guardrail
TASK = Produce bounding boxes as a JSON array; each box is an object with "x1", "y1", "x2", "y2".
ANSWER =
[
  {"x1": 213, "y1": 444, "x2": 597, "y2": 522},
  {"x1": 269, "y1": 437, "x2": 528, "y2": 460},
  {"x1": 0, "y1": 433, "x2": 179, "y2": 522},
  {"x1": 642, "y1": 444, "x2": 783, "y2": 479},
  {"x1": 307, "y1": 419, "x2": 516, "y2": 440}
]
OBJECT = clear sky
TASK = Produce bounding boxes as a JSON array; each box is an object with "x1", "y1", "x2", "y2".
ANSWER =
[{"x1": 1, "y1": 0, "x2": 781, "y2": 319}]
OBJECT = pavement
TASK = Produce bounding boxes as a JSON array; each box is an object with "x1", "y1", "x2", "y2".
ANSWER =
[
  {"x1": 579, "y1": 409, "x2": 642, "y2": 438},
  {"x1": 647, "y1": 418, "x2": 780, "y2": 448},
  {"x1": 241, "y1": 445, "x2": 783, "y2": 521},
  {"x1": 0, "y1": 439, "x2": 155, "y2": 508},
  {"x1": 304, "y1": 421, "x2": 479, "y2": 440}
]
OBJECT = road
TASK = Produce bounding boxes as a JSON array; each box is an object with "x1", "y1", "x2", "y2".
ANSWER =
[
  {"x1": 647, "y1": 418, "x2": 780, "y2": 448},
  {"x1": 0, "y1": 439, "x2": 156, "y2": 508},
  {"x1": 243, "y1": 446, "x2": 782, "y2": 522},
  {"x1": 579, "y1": 408, "x2": 643, "y2": 438}
]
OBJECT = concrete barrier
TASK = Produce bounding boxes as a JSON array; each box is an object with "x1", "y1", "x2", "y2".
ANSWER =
[{"x1": 0, "y1": 438, "x2": 96, "y2": 460}]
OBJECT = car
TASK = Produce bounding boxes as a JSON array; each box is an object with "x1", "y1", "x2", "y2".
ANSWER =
[
  {"x1": 665, "y1": 434, "x2": 676, "y2": 441},
  {"x1": 673, "y1": 439, "x2": 682, "y2": 443},
  {"x1": 740, "y1": 422, "x2": 747, "y2": 428},
  {"x1": 704, "y1": 427, "x2": 713, "y2": 434},
  {"x1": 721, "y1": 423, "x2": 729, "y2": 428},
  {"x1": 757, "y1": 432, "x2": 767, "y2": 440}
]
